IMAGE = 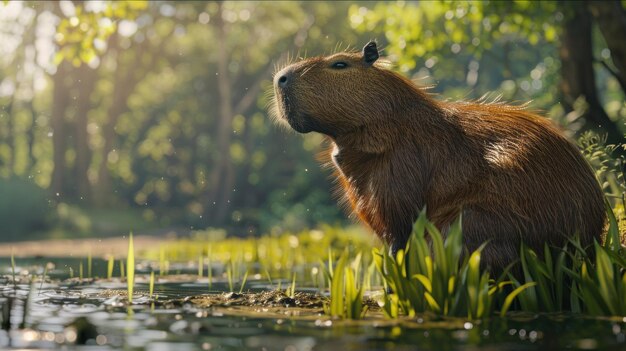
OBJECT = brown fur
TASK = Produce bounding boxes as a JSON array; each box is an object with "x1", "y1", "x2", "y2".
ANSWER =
[{"x1": 270, "y1": 44, "x2": 606, "y2": 272}]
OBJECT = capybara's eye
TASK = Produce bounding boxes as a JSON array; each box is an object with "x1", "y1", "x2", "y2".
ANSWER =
[{"x1": 331, "y1": 61, "x2": 349, "y2": 69}]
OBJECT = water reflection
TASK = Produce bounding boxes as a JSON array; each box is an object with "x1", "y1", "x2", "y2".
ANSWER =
[{"x1": 0, "y1": 278, "x2": 625, "y2": 350}]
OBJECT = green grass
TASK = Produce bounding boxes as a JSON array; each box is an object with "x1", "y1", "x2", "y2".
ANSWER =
[
  {"x1": 198, "y1": 255, "x2": 203, "y2": 279},
  {"x1": 371, "y1": 210, "x2": 532, "y2": 319},
  {"x1": 10, "y1": 248, "x2": 16, "y2": 290},
  {"x1": 149, "y1": 271, "x2": 155, "y2": 298},
  {"x1": 123, "y1": 205, "x2": 625, "y2": 319},
  {"x1": 239, "y1": 270, "x2": 250, "y2": 294},
  {"x1": 370, "y1": 209, "x2": 626, "y2": 319},
  {"x1": 107, "y1": 255, "x2": 114, "y2": 279},
  {"x1": 323, "y1": 249, "x2": 369, "y2": 319},
  {"x1": 207, "y1": 245, "x2": 213, "y2": 290},
  {"x1": 127, "y1": 233, "x2": 135, "y2": 303}
]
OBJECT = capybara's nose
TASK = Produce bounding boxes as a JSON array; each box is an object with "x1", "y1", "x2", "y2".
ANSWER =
[{"x1": 275, "y1": 68, "x2": 292, "y2": 89}]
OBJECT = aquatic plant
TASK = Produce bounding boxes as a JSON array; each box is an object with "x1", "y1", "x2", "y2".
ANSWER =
[
  {"x1": 286, "y1": 272, "x2": 297, "y2": 298},
  {"x1": 226, "y1": 260, "x2": 234, "y2": 293},
  {"x1": 511, "y1": 205, "x2": 626, "y2": 316},
  {"x1": 142, "y1": 226, "x2": 375, "y2": 283},
  {"x1": 149, "y1": 271, "x2": 155, "y2": 298},
  {"x1": 10, "y1": 248, "x2": 16, "y2": 291},
  {"x1": 198, "y1": 255, "x2": 203, "y2": 279},
  {"x1": 38, "y1": 264, "x2": 49, "y2": 294},
  {"x1": 207, "y1": 245, "x2": 213, "y2": 290},
  {"x1": 127, "y1": 233, "x2": 135, "y2": 303},
  {"x1": 326, "y1": 250, "x2": 367, "y2": 319},
  {"x1": 372, "y1": 210, "x2": 534, "y2": 319},
  {"x1": 87, "y1": 249, "x2": 92, "y2": 278},
  {"x1": 239, "y1": 270, "x2": 250, "y2": 294},
  {"x1": 107, "y1": 255, "x2": 114, "y2": 279},
  {"x1": 159, "y1": 245, "x2": 168, "y2": 276}
]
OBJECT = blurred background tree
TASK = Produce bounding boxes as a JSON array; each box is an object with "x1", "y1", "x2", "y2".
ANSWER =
[{"x1": 0, "y1": 1, "x2": 624, "y2": 241}]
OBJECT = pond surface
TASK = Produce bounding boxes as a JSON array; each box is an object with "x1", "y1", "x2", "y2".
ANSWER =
[{"x1": 1, "y1": 258, "x2": 626, "y2": 350}]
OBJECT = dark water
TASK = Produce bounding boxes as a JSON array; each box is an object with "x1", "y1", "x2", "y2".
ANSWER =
[{"x1": 1, "y1": 260, "x2": 626, "y2": 350}]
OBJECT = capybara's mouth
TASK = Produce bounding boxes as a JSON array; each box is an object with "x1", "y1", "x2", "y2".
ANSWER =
[{"x1": 276, "y1": 92, "x2": 314, "y2": 134}]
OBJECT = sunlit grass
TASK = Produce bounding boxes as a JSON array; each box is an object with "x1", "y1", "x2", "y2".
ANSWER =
[
  {"x1": 140, "y1": 225, "x2": 375, "y2": 281},
  {"x1": 87, "y1": 249, "x2": 92, "y2": 278},
  {"x1": 207, "y1": 245, "x2": 213, "y2": 290},
  {"x1": 124, "y1": 208, "x2": 625, "y2": 320},
  {"x1": 286, "y1": 272, "x2": 296, "y2": 298},
  {"x1": 10, "y1": 248, "x2": 16, "y2": 290},
  {"x1": 149, "y1": 271, "x2": 155, "y2": 298},
  {"x1": 159, "y1": 245, "x2": 168, "y2": 276},
  {"x1": 127, "y1": 233, "x2": 135, "y2": 303},
  {"x1": 373, "y1": 211, "x2": 537, "y2": 319},
  {"x1": 239, "y1": 270, "x2": 249, "y2": 294},
  {"x1": 107, "y1": 255, "x2": 114, "y2": 279},
  {"x1": 32, "y1": 203, "x2": 622, "y2": 321},
  {"x1": 198, "y1": 255, "x2": 203, "y2": 279},
  {"x1": 325, "y1": 250, "x2": 367, "y2": 319}
]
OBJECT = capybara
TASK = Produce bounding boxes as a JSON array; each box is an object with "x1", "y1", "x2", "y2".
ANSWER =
[{"x1": 270, "y1": 41, "x2": 606, "y2": 272}]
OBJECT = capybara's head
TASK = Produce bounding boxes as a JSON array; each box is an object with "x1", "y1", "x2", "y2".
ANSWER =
[{"x1": 271, "y1": 42, "x2": 409, "y2": 137}]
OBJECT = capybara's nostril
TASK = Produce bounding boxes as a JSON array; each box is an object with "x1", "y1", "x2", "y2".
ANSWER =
[{"x1": 278, "y1": 75, "x2": 288, "y2": 87}]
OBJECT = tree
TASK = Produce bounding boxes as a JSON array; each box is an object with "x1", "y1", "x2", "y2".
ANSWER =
[
  {"x1": 588, "y1": 1, "x2": 626, "y2": 92},
  {"x1": 350, "y1": 1, "x2": 626, "y2": 146}
]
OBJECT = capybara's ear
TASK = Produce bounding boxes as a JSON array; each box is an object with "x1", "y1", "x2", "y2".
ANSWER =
[{"x1": 362, "y1": 41, "x2": 379, "y2": 65}]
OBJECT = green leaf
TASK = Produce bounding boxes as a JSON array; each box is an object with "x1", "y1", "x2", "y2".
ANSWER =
[
  {"x1": 604, "y1": 202, "x2": 621, "y2": 252},
  {"x1": 127, "y1": 233, "x2": 135, "y2": 303},
  {"x1": 500, "y1": 282, "x2": 537, "y2": 317},
  {"x1": 413, "y1": 274, "x2": 432, "y2": 292},
  {"x1": 330, "y1": 250, "x2": 348, "y2": 317},
  {"x1": 424, "y1": 291, "x2": 441, "y2": 312}
]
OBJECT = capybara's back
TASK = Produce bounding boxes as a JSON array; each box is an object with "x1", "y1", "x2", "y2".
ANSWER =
[{"x1": 270, "y1": 41, "x2": 606, "y2": 272}]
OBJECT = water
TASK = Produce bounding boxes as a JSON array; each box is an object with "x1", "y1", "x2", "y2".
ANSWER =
[{"x1": 1, "y1": 263, "x2": 626, "y2": 350}]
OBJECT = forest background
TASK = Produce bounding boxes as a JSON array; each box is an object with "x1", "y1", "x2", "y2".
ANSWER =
[{"x1": 0, "y1": 1, "x2": 625, "y2": 242}]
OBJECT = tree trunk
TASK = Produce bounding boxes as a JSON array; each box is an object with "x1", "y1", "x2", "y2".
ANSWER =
[
  {"x1": 588, "y1": 0, "x2": 626, "y2": 91},
  {"x1": 50, "y1": 61, "x2": 71, "y2": 196},
  {"x1": 205, "y1": 3, "x2": 235, "y2": 224},
  {"x1": 26, "y1": 97, "x2": 36, "y2": 172},
  {"x1": 559, "y1": 5, "x2": 624, "y2": 147},
  {"x1": 94, "y1": 32, "x2": 164, "y2": 206},
  {"x1": 5, "y1": 97, "x2": 15, "y2": 173},
  {"x1": 74, "y1": 63, "x2": 97, "y2": 201}
]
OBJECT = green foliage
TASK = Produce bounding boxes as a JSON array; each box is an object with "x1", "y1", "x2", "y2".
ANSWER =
[
  {"x1": 127, "y1": 233, "x2": 135, "y2": 303},
  {"x1": 511, "y1": 208, "x2": 626, "y2": 316},
  {"x1": 149, "y1": 271, "x2": 154, "y2": 298},
  {"x1": 239, "y1": 270, "x2": 249, "y2": 294},
  {"x1": 144, "y1": 225, "x2": 375, "y2": 282},
  {"x1": 10, "y1": 249, "x2": 16, "y2": 290},
  {"x1": 326, "y1": 250, "x2": 366, "y2": 319},
  {"x1": 579, "y1": 132, "x2": 626, "y2": 200},
  {"x1": 373, "y1": 209, "x2": 626, "y2": 319},
  {"x1": 107, "y1": 255, "x2": 114, "y2": 279},
  {"x1": 55, "y1": 1, "x2": 148, "y2": 66},
  {"x1": 373, "y1": 211, "x2": 526, "y2": 319},
  {"x1": 0, "y1": 177, "x2": 51, "y2": 240},
  {"x1": 349, "y1": 1, "x2": 563, "y2": 105},
  {"x1": 1, "y1": 1, "x2": 624, "y2": 241}
]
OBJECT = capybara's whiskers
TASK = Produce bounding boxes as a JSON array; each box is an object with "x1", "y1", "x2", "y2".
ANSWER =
[{"x1": 300, "y1": 65, "x2": 313, "y2": 78}]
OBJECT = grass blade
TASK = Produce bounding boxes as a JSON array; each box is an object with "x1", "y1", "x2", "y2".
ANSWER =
[
  {"x1": 127, "y1": 233, "x2": 135, "y2": 304},
  {"x1": 500, "y1": 282, "x2": 537, "y2": 317}
]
